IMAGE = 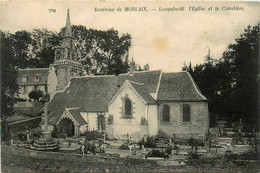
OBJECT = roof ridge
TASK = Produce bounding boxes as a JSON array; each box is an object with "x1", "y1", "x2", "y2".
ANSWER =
[
  {"x1": 127, "y1": 80, "x2": 144, "y2": 85},
  {"x1": 66, "y1": 107, "x2": 80, "y2": 110},
  {"x1": 19, "y1": 68, "x2": 49, "y2": 71},
  {"x1": 71, "y1": 70, "x2": 162, "y2": 79},
  {"x1": 119, "y1": 70, "x2": 161, "y2": 76},
  {"x1": 71, "y1": 75, "x2": 114, "y2": 79}
]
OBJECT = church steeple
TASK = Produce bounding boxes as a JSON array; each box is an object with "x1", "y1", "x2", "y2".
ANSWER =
[
  {"x1": 129, "y1": 57, "x2": 135, "y2": 75},
  {"x1": 64, "y1": 9, "x2": 72, "y2": 38},
  {"x1": 52, "y1": 9, "x2": 83, "y2": 92}
]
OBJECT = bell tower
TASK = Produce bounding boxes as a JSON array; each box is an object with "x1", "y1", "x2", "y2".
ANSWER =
[{"x1": 53, "y1": 9, "x2": 83, "y2": 92}]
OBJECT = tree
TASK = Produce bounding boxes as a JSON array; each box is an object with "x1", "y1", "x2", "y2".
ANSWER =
[
  {"x1": 70, "y1": 26, "x2": 132, "y2": 75},
  {"x1": 0, "y1": 31, "x2": 19, "y2": 118},
  {"x1": 1, "y1": 26, "x2": 133, "y2": 75},
  {"x1": 0, "y1": 26, "x2": 133, "y2": 120},
  {"x1": 182, "y1": 61, "x2": 193, "y2": 73},
  {"x1": 10, "y1": 30, "x2": 33, "y2": 69},
  {"x1": 28, "y1": 29, "x2": 61, "y2": 68},
  {"x1": 28, "y1": 90, "x2": 44, "y2": 101},
  {"x1": 183, "y1": 25, "x2": 259, "y2": 130},
  {"x1": 221, "y1": 25, "x2": 259, "y2": 130}
]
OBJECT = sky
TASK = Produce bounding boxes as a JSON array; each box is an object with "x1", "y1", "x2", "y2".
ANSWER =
[{"x1": 0, "y1": 1, "x2": 259, "y2": 72}]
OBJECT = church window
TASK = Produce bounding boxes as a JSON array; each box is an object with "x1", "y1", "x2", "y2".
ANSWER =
[
  {"x1": 22, "y1": 76, "x2": 27, "y2": 83},
  {"x1": 183, "y1": 104, "x2": 191, "y2": 122},
  {"x1": 34, "y1": 76, "x2": 40, "y2": 82},
  {"x1": 125, "y1": 98, "x2": 132, "y2": 118},
  {"x1": 162, "y1": 105, "x2": 170, "y2": 122},
  {"x1": 23, "y1": 86, "x2": 27, "y2": 93}
]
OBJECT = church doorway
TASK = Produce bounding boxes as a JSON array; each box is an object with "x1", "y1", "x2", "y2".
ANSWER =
[
  {"x1": 58, "y1": 118, "x2": 75, "y2": 137},
  {"x1": 98, "y1": 115, "x2": 105, "y2": 131}
]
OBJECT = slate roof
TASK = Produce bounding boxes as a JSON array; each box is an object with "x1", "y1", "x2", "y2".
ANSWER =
[
  {"x1": 157, "y1": 72, "x2": 206, "y2": 101},
  {"x1": 47, "y1": 70, "x2": 206, "y2": 125},
  {"x1": 128, "y1": 81, "x2": 156, "y2": 104},
  {"x1": 67, "y1": 108, "x2": 87, "y2": 125},
  {"x1": 17, "y1": 68, "x2": 49, "y2": 85},
  {"x1": 47, "y1": 70, "x2": 161, "y2": 124}
]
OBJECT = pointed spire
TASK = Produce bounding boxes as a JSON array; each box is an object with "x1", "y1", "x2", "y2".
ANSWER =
[
  {"x1": 129, "y1": 57, "x2": 135, "y2": 74},
  {"x1": 66, "y1": 9, "x2": 71, "y2": 26},
  {"x1": 64, "y1": 9, "x2": 72, "y2": 38}
]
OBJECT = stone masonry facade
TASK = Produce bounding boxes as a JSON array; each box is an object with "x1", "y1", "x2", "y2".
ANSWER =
[{"x1": 157, "y1": 101, "x2": 209, "y2": 141}]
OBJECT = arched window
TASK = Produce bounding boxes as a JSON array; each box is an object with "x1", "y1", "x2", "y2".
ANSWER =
[
  {"x1": 125, "y1": 98, "x2": 132, "y2": 118},
  {"x1": 163, "y1": 105, "x2": 170, "y2": 122},
  {"x1": 183, "y1": 104, "x2": 190, "y2": 122}
]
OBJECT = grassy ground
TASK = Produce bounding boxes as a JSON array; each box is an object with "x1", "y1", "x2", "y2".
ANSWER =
[
  {"x1": 2, "y1": 160, "x2": 259, "y2": 173},
  {"x1": 2, "y1": 148, "x2": 259, "y2": 173}
]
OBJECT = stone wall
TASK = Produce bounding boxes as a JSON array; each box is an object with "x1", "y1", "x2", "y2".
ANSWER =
[
  {"x1": 157, "y1": 101, "x2": 209, "y2": 141},
  {"x1": 56, "y1": 68, "x2": 68, "y2": 91},
  {"x1": 109, "y1": 83, "x2": 150, "y2": 140},
  {"x1": 148, "y1": 104, "x2": 158, "y2": 136},
  {"x1": 47, "y1": 67, "x2": 58, "y2": 100}
]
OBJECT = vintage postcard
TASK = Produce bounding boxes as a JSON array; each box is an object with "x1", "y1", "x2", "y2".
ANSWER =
[{"x1": 1, "y1": 0, "x2": 259, "y2": 172}]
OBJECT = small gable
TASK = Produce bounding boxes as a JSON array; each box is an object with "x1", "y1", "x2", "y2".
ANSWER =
[
  {"x1": 110, "y1": 80, "x2": 156, "y2": 105},
  {"x1": 67, "y1": 109, "x2": 87, "y2": 125},
  {"x1": 128, "y1": 81, "x2": 156, "y2": 104},
  {"x1": 56, "y1": 108, "x2": 87, "y2": 126}
]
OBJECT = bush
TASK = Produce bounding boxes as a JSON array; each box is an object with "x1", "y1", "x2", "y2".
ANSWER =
[
  {"x1": 28, "y1": 90, "x2": 43, "y2": 101},
  {"x1": 51, "y1": 127, "x2": 59, "y2": 138},
  {"x1": 85, "y1": 131, "x2": 104, "y2": 140},
  {"x1": 188, "y1": 151, "x2": 200, "y2": 159},
  {"x1": 147, "y1": 149, "x2": 169, "y2": 159},
  {"x1": 225, "y1": 152, "x2": 238, "y2": 160},
  {"x1": 157, "y1": 130, "x2": 170, "y2": 139},
  {"x1": 84, "y1": 141, "x2": 96, "y2": 154},
  {"x1": 138, "y1": 136, "x2": 157, "y2": 148},
  {"x1": 187, "y1": 137, "x2": 204, "y2": 146},
  {"x1": 119, "y1": 144, "x2": 129, "y2": 150},
  {"x1": 17, "y1": 134, "x2": 27, "y2": 142}
]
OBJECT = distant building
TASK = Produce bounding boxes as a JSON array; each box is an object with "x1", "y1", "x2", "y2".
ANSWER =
[
  {"x1": 14, "y1": 67, "x2": 57, "y2": 116},
  {"x1": 17, "y1": 68, "x2": 57, "y2": 101}
]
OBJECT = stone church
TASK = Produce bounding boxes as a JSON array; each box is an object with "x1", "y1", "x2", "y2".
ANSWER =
[{"x1": 44, "y1": 10, "x2": 209, "y2": 142}]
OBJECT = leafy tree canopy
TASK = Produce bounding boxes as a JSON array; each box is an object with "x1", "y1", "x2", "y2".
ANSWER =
[
  {"x1": 1, "y1": 26, "x2": 148, "y2": 75},
  {"x1": 1, "y1": 26, "x2": 150, "y2": 117},
  {"x1": 182, "y1": 25, "x2": 259, "y2": 131},
  {"x1": 1, "y1": 31, "x2": 19, "y2": 118}
]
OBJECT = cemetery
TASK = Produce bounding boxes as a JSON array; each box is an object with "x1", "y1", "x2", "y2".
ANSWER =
[
  {"x1": 2, "y1": 118, "x2": 259, "y2": 172},
  {"x1": 2, "y1": 93, "x2": 259, "y2": 172},
  {"x1": 1, "y1": 6, "x2": 259, "y2": 173}
]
